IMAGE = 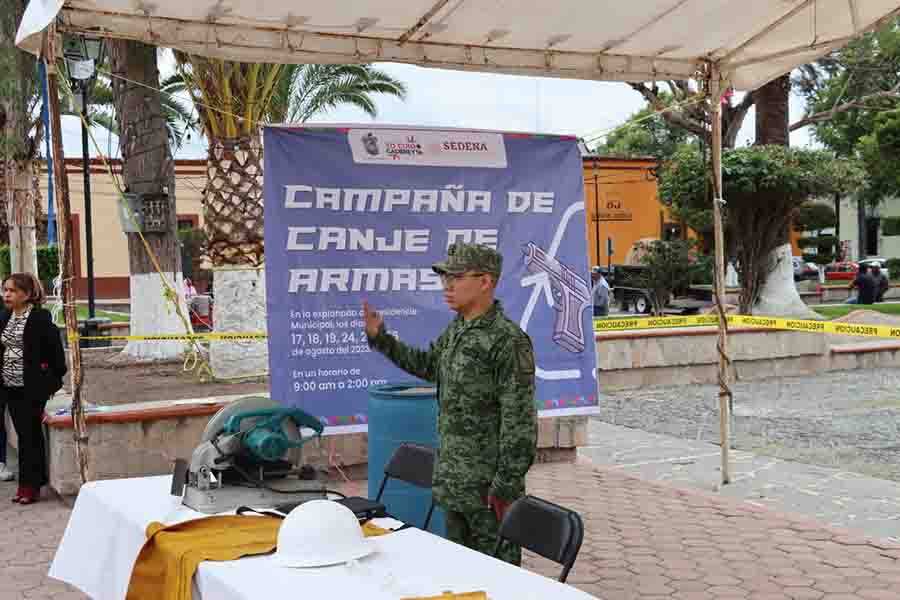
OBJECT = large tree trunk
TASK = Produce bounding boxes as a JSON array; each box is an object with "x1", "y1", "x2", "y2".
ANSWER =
[
  {"x1": 32, "y1": 168, "x2": 47, "y2": 245},
  {"x1": 205, "y1": 136, "x2": 268, "y2": 379},
  {"x1": 755, "y1": 76, "x2": 790, "y2": 147},
  {"x1": 857, "y1": 197, "x2": 866, "y2": 260},
  {"x1": 751, "y1": 75, "x2": 821, "y2": 319},
  {"x1": 6, "y1": 158, "x2": 37, "y2": 274},
  {"x1": 833, "y1": 193, "x2": 841, "y2": 260},
  {"x1": 0, "y1": 0, "x2": 38, "y2": 273},
  {"x1": 111, "y1": 41, "x2": 190, "y2": 360}
]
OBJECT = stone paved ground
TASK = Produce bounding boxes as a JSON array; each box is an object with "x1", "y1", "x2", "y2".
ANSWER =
[
  {"x1": 598, "y1": 368, "x2": 900, "y2": 483},
  {"x1": 5, "y1": 459, "x2": 900, "y2": 599},
  {"x1": 581, "y1": 421, "x2": 900, "y2": 543}
]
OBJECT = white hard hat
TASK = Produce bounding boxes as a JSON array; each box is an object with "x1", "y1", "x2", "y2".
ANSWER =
[{"x1": 275, "y1": 500, "x2": 374, "y2": 567}]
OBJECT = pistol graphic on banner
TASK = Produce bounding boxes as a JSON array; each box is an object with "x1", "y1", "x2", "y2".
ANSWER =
[{"x1": 523, "y1": 242, "x2": 591, "y2": 353}]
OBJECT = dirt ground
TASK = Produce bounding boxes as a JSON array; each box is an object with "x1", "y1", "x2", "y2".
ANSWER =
[{"x1": 72, "y1": 347, "x2": 268, "y2": 406}]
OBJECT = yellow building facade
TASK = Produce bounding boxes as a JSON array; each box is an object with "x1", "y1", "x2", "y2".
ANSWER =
[
  {"x1": 583, "y1": 156, "x2": 685, "y2": 269},
  {"x1": 39, "y1": 159, "x2": 206, "y2": 299}
]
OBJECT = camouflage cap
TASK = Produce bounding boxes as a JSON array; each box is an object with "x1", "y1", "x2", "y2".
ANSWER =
[{"x1": 432, "y1": 242, "x2": 503, "y2": 278}]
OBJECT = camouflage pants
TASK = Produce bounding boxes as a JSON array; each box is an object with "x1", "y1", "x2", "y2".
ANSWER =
[{"x1": 444, "y1": 508, "x2": 521, "y2": 566}]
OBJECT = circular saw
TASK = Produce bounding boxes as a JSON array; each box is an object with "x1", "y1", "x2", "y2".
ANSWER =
[{"x1": 177, "y1": 396, "x2": 328, "y2": 514}]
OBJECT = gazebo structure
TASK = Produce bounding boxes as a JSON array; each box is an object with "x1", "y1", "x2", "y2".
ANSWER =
[{"x1": 16, "y1": 0, "x2": 900, "y2": 483}]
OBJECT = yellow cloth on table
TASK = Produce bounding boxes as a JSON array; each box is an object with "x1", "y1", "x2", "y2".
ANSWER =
[
  {"x1": 360, "y1": 520, "x2": 392, "y2": 537},
  {"x1": 126, "y1": 516, "x2": 281, "y2": 600},
  {"x1": 127, "y1": 514, "x2": 394, "y2": 600}
]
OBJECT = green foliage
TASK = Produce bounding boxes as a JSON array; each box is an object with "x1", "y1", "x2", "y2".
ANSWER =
[
  {"x1": 689, "y1": 252, "x2": 714, "y2": 285},
  {"x1": 661, "y1": 145, "x2": 854, "y2": 311},
  {"x1": 794, "y1": 202, "x2": 836, "y2": 233},
  {"x1": 61, "y1": 55, "x2": 198, "y2": 149},
  {"x1": 814, "y1": 303, "x2": 900, "y2": 319},
  {"x1": 798, "y1": 235, "x2": 837, "y2": 264},
  {"x1": 887, "y1": 258, "x2": 900, "y2": 277},
  {"x1": 37, "y1": 244, "x2": 59, "y2": 283},
  {"x1": 178, "y1": 227, "x2": 208, "y2": 284},
  {"x1": 883, "y1": 217, "x2": 900, "y2": 237},
  {"x1": 798, "y1": 19, "x2": 900, "y2": 157},
  {"x1": 797, "y1": 17, "x2": 900, "y2": 205},
  {"x1": 798, "y1": 235, "x2": 838, "y2": 248},
  {"x1": 657, "y1": 145, "x2": 711, "y2": 233},
  {"x1": 0, "y1": 0, "x2": 40, "y2": 161},
  {"x1": 795, "y1": 202, "x2": 838, "y2": 264},
  {"x1": 267, "y1": 64, "x2": 407, "y2": 124},
  {"x1": 859, "y1": 108, "x2": 900, "y2": 203},
  {"x1": 659, "y1": 145, "x2": 853, "y2": 235},
  {"x1": 635, "y1": 239, "x2": 706, "y2": 315},
  {"x1": 595, "y1": 95, "x2": 692, "y2": 160},
  {"x1": 0, "y1": 245, "x2": 60, "y2": 283}
]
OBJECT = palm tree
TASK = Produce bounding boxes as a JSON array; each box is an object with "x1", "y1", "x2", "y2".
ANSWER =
[
  {"x1": 268, "y1": 64, "x2": 407, "y2": 124},
  {"x1": 173, "y1": 57, "x2": 406, "y2": 266},
  {"x1": 65, "y1": 71, "x2": 197, "y2": 151}
]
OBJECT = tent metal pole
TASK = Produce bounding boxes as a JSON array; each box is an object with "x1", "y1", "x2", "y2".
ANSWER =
[{"x1": 709, "y1": 62, "x2": 731, "y2": 485}]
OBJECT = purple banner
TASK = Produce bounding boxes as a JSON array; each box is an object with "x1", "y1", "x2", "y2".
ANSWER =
[{"x1": 263, "y1": 126, "x2": 598, "y2": 431}]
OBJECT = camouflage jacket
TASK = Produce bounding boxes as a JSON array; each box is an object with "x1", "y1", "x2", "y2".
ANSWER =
[{"x1": 368, "y1": 301, "x2": 537, "y2": 512}]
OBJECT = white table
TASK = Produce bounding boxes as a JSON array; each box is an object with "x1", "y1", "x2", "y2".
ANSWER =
[{"x1": 50, "y1": 476, "x2": 599, "y2": 600}]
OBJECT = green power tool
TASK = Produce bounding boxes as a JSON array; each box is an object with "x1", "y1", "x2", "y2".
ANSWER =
[{"x1": 177, "y1": 396, "x2": 328, "y2": 514}]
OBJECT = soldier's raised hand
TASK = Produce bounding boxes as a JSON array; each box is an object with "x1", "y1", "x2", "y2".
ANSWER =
[{"x1": 362, "y1": 301, "x2": 383, "y2": 338}]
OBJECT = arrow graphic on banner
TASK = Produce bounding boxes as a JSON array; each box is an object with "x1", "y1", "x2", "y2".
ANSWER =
[{"x1": 519, "y1": 201, "x2": 587, "y2": 381}]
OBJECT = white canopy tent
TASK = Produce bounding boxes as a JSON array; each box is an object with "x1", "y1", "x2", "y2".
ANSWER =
[
  {"x1": 16, "y1": 0, "x2": 900, "y2": 90},
  {"x1": 16, "y1": 0, "x2": 900, "y2": 484}
]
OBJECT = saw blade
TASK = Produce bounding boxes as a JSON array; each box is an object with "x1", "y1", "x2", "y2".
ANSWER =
[{"x1": 200, "y1": 396, "x2": 301, "y2": 444}]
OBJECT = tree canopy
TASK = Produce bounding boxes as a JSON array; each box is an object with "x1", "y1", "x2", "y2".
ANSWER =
[
  {"x1": 660, "y1": 145, "x2": 859, "y2": 311},
  {"x1": 594, "y1": 94, "x2": 691, "y2": 160}
]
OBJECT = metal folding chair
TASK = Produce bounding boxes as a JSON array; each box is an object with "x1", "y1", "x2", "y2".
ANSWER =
[
  {"x1": 374, "y1": 442, "x2": 437, "y2": 530},
  {"x1": 493, "y1": 495, "x2": 584, "y2": 582}
]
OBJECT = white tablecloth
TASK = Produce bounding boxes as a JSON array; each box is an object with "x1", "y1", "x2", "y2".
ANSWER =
[{"x1": 50, "y1": 476, "x2": 599, "y2": 600}]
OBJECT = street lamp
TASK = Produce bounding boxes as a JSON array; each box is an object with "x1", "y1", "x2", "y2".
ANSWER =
[{"x1": 63, "y1": 35, "x2": 105, "y2": 321}]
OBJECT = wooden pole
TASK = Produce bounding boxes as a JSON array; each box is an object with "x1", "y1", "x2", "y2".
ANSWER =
[
  {"x1": 43, "y1": 28, "x2": 91, "y2": 484},
  {"x1": 709, "y1": 63, "x2": 731, "y2": 485}
]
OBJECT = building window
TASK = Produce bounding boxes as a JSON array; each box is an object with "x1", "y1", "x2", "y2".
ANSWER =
[
  {"x1": 178, "y1": 218, "x2": 196, "y2": 231},
  {"x1": 866, "y1": 217, "x2": 880, "y2": 257}
]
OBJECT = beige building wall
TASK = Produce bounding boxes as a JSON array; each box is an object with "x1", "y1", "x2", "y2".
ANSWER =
[
  {"x1": 838, "y1": 195, "x2": 900, "y2": 262},
  {"x1": 39, "y1": 159, "x2": 206, "y2": 299}
]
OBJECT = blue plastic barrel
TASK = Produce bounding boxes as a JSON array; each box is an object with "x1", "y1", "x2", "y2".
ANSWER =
[{"x1": 368, "y1": 382, "x2": 446, "y2": 537}]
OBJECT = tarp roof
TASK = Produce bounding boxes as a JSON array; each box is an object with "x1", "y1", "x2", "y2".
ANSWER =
[{"x1": 16, "y1": 1, "x2": 900, "y2": 90}]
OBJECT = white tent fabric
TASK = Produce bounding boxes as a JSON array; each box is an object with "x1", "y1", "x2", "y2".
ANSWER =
[{"x1": 16, "y1": 0, "x2": 900, "y2": 90}]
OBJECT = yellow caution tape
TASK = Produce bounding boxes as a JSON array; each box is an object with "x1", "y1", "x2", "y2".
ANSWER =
[
  {"x1": 594, "y1": 314, "x2": 900, "y2": 339},
  {"x1": 68, "y1": 332, "x2": 268, "y2": 342},
  {"x1": 65, "y1": 314, "x2": 900, "y2": 342}
]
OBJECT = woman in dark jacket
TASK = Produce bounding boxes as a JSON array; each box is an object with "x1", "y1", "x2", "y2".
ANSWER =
[{"x1": 0, "y1": 273, "x2": 66, "y2": 504}]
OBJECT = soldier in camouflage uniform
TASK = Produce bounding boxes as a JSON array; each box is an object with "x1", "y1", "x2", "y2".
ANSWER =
[{"x1": 363, "y1": 242, "x2": 537, "y2": 565}]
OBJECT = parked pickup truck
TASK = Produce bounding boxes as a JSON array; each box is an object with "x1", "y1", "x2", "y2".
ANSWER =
[{"x1": 605, "y1": 265, "x2": 706, "y2": 315}]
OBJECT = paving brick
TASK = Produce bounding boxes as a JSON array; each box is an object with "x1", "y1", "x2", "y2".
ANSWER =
[
  {"x1": 813, "y1": 581, "x2": 859, "y2": 594},
  {"x1": 706, "y1": 585, "x2": 750, "y2": 596},
  {"x1": 783, "y1": 588, "x2": 825, "y2": 599},
  {"x1": 855, "y1": 590, "x2": 899, "y2": 600},
  {"x1": 7, "y1": 460, "x2": 900, "y2": 600},
  {"x1": 704, "y1": 575, "x2": 743, "y2": 586}
]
